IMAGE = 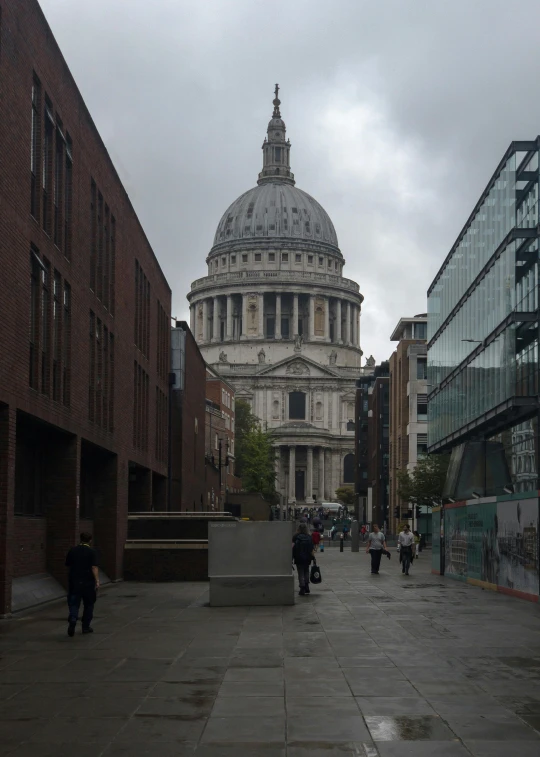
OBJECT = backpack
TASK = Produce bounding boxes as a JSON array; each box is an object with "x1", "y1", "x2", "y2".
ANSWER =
[{"x1": 293, "y1": 533, "x2": 313, "y2": 563}]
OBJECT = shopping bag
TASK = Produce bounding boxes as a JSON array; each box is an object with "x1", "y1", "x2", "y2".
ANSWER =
[{"x1": 310, "y1": 562, "x2": 322, "y2": 584}]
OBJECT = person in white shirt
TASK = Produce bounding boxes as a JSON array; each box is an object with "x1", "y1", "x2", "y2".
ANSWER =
[{"x1": 398, "y1": 524, "x2": 415, "y2": 576}]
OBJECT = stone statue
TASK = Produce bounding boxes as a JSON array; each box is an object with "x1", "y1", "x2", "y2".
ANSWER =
[
  {"x1": 219, "y1": 351, "x2": 228, "y2": 363},
  {"x1": 258, "y1": 348, "x2": 266, "y2": 364},
  {"x1": 329, "y1": 349, "x2": 337, "y2": 365},
  {"x1": 366, "y1": 355, "x2": 376, "y2": 368},
  {"x1": 293, "y1": 333, "x2": 303, "y2": 352}
]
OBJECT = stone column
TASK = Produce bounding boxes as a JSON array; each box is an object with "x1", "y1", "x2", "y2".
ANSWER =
[
  {"x1": 352, "y1": 305, "x2": 357, "y2": 346},
  {"x1": 212, "y1": 296, "x2": 220, "y2": 342},
  {"x1": 288, "y1": 446, "x2": 296, "y2": 504},
  {"x1": 336, "y1": 300, "x2": 342, "y2": 343},
  {"x1": 258, "y1": 293, "x2": 264, "y2": 338},
  {"x1": 202, "y1": 299, "x2": 209, "y2": 342},
  {"x1": 309, "y1": 295, "x2": 315, "y2": 339},
  {"x1": 318, "y1": 447, "x2": 325, "y2": 503},
  {"x1": 324, "y1": 449, "x2": 331, "y2": 500},
  {"x1": 275, "y1": 293, "x2": 281, "y2": 339},
  {"x1": 189, "y1": 304, "x2": 195, "y2": 333},
  {"x1": 306, "y1": 447, "x2": 314, "y2": 504},
  {"x1": 293, "y1": 293, "x2": 299, "y2": 336},
  {"x1": 325, "y1": 297, "x2": 330, "y2": 341},
  {"x1": 345, "y1": 301, "x2": 351, "y2": 345},
  {"x1": 241, "y1": 293, "x2": 247, "y2": 338},
  {"x1": 226, "y1": 295, "x2": 233, "y2": 340}
]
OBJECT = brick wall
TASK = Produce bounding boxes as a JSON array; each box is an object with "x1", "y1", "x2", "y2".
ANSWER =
[
  {"x1": 0, "y1": 0, "x2": 171, "y2": 612},
  {"x1": 12, "y1": 518, "x2": 47, "y2": 577}
]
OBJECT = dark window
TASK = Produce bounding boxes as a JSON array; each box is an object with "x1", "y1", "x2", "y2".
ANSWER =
[
  {"x1": 274, "y1": 146, "x2": 281, "y2": 161},
  {"x1": 42, "y1": 98, "x2": 53, "y2": 234},
  {"x1": 268, "y1": 252, "x2": 275, "y2": 262},
  {"x1": 319, "y1": 257, "x2": 323, "y2": 266},
  {"x1": 414, "y1": 322, "x2": 427, "y2": 340},
  {"x1": 255, "y1": 253, "x2": 261, "y2": 262},
  {"x1": 52, "y1": 270, "x2": 62, "y2": 401},
  {"x1": 308, "y1": 255, "x2": 313, "y2": 264},
  {"x1": 231, "y1": 255, "x2": 236, "y2": 264},
  {"x1": 134, "y1": 260, "x2": 150, "y2": 357},
  {"x1": 417, "y1": 402, "x2": 428, "y2": 420},
  {"x1": 281, "y1": 318, "x2": 290, "y2": 339},
  {"x1": 416, "y1": 359, "x2": 427, "y2": 380},
  {"x1": 64, "y1": 135, "x2": 73, "y2": 259},
  {"x1": 40, "y1": 258, "x2": 50, "y2": 395},
  {"x1": 63, "y1": 283, "x2": 71, "y2": 406},
  {"x1": 242, "y1": 253, "x2": 248, "y2": 263},
  {"x1": 289, "y1": 391, "x2": 306, "y2": 420},
  {"x1": 29, "y1": 250, "x2": 40, "y2": 389},
  {"x1": 347, "y1": 420, "x2": 355, "y2": 431},
  {"x1": 282, "y1": 253, "x2": 288, "y2": 262},
  {"x1": 266, "y1": 317, "x2": 275, "y2": 339},
  {"x1": 133, "y1": 361, "x2": 149, "y2": 450},
  {"x1": 54, "y1": 121, "x2": 64, "y2": 248},
  {"x1": 89, "y1": 310, "x2": 114, "y2": 430},
  {"x1": 30, "y1": 76, "x2": 41, "y2": 219},
  {"x1": 343, "y1": 453, "x2": 354, "y2": 483},
  {"x1": 90, "y1": 178, "x2": 115, "y2": 312},
  {"x1": 295, "y1": 254, "x2": 301, "y2": 263}
]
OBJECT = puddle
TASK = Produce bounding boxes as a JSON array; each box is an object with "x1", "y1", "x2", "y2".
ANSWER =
[{"x1": 365, "y1": 715, "x2": 443, "y2": 741}]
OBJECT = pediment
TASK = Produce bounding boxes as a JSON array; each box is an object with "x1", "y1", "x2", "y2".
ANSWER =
[{"x1": 257, "y1": 355, "x2": 339, "y2": 378}]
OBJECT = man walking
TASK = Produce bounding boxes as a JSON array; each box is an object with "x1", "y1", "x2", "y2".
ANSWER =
[
  {"x1": 366, "y1": 524, "x2": 388, "y2": 575},
  {"x1": 65, "y1": 532, "x2": 99, "y2": 636},
  {"x1": 398, "y1": 524, "x2": 415, "y2": 576}
]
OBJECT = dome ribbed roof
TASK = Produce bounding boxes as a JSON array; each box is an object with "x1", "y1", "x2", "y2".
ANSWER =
[{"x1": 212, "y1": 181, "x2": 339, "y2": 251}]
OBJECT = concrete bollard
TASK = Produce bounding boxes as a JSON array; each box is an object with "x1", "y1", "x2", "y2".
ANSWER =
[{"x1": 351, "y1": 520, "x2": 359, "y2": 553}]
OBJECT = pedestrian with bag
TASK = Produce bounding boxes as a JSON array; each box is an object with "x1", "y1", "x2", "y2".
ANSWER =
[
  {"x1": 65, "y1": 532, "x2": 99, "y2": 636},
  {"x1": 398, "y1": 524, "x2": 415, "y2": 576},
  {"x1": 292, "y1": 522, "x2": 315, "y2": 596},
  {"x1": 311, "y1": 527, "x2": 321, "y2": 552},
  {"x1": 365, "y1": 523, "x2": 388, "y2": 575}
]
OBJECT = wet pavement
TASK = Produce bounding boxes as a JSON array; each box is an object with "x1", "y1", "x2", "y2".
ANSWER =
[{"x1": 0, "y1": 547, "x2": 539, "y2": 755}]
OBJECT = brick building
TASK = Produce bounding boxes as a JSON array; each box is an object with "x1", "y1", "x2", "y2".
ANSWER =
[
  {"x1": 388, "y1": 315, "x2": 428, "y2": 533},
  {"x1": 368, "y1": 363, "x2": 390, "y2": 529},
  {"x1": 205, "y1": 368, "x2": 241, "y2": 501},
  {"x1": 0, "y1": 0, "x2": 171, "y2": 614}
]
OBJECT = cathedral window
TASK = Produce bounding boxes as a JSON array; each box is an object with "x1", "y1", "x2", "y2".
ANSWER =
[
  {"x1": 328, "y1": 259, "x2": 332, "y2": 268},
  {"x1": 295, "y1": 254, "x2": 301, "y2": 263},
  {"x1": 343, "y1": 453, "x2": 354, "y2": 483},
  {"x1": 242, "y1": 254, "x2": 248, "y2": 263},
  {"x1": 281, "y1": 253, "x2": 288, "y2": 262},
  {"x1": 289, "y1": 391, "x2": 306, "y2": 420},
  {"x1": 319, "y1": 257, "x2": 324, "y2": 267},
  {"x1": 231, "y1": 255, "x2": 236, "y2": 265},
  {"x1": 308, "y1": 255, "x2": 313, "y2": 265},
  {"x1": 275, "y1": 147, "x2": 281, "y2": 162},
  {"x1": 255, "y1": 253, "x2": 261, "y2": 262},
  {"x1": 268, "y1": 252, "x2": 275, "y2": 262},
  {"x1": 222, "y1": 257, "x2": 226, "y2": 266}
]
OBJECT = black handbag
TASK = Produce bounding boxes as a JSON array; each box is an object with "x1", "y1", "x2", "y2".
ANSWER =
[{"x1": 310, "y1": 561, "x2": 322, "y2": 584}]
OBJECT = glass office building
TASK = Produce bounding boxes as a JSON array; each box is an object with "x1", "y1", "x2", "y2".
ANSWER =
[{"x1": 427, "y1": 141, "x2": 539, "y2": 493}]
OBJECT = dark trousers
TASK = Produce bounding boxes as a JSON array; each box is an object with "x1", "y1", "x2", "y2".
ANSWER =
[
  {"x1": 401, "y1": 546, "x2": 413, "y2": 574},
  {"x1": 68, "y1": 584, "x2": 96, "y2": 628},
  {"x1": 369, "y1": 549, "x2": 382, "y2": 574},
  {"x1": 296, "y1": 563, "x2": 310, "y2": 589}
]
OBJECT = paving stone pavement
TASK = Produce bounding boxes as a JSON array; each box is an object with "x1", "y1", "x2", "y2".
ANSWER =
[{"x1": 1, "y1": 548, "x2": 540, "y2": 755}]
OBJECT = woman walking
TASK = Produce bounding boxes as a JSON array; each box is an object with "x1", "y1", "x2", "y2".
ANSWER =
[{"x1": 365, "y1": 524, "x2": 388, "y2": 575}]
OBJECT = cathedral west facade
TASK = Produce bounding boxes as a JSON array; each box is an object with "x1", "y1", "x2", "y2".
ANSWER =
[{"x1": 187, "y1": 87, "x2": 370, "y2": 505}]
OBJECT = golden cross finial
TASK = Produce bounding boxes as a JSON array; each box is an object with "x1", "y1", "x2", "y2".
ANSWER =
[{"x1": 272, "y1": 83, "x2": 281, "y2": 117}]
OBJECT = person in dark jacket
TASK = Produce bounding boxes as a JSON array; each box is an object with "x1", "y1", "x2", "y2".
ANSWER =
[
  {"x1": 292, "y1": 523, "x2": 314, "y2": 596},
  {"x1": 65, "y1": 532, "x2": 99, "y2": 637}
]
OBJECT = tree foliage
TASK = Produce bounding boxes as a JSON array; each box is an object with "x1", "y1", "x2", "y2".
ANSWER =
[
  {"x1": 396, "y1": 454, "x2": 450, "y2": 509},
  {"x1": 234, "y1": 399, "x2": 276, "y2": 499},
  {"x1": 335, "y1": 486, "x2": 355, "y2": 505}
]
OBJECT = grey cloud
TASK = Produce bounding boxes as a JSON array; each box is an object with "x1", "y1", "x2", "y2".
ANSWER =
[{"x1": 40, "y1": 0, "x2": 540, "y2": 361}]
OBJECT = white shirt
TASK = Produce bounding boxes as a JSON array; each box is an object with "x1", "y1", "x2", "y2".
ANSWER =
[{"x1": 398, "y1": 531, "x2": 415, "y2": 547}]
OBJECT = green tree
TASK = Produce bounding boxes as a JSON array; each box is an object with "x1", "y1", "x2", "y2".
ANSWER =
[
  {"x1": 335, "y1": 486, "x2": 355, "y2": 505},
  {"x1": 234, "y1": 399, "x2": 276, "y2": 499},
  {"x1": 234, "y1": 399, "x2": 258, "y2": 478},
  {"x1": 396, "y1": 454, "x2": 450, "y2": 510},
  {"x1": 241, "y1": 425, "x2": 276, "y2": 498}
]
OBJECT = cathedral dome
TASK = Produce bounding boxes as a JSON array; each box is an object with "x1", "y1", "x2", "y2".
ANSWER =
[{"x1": 212, "y1": 182, "x2": 339, "y2": 251}]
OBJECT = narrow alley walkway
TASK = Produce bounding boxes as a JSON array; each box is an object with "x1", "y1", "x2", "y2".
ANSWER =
[{"x1": 1, "y1": 547, "x2": 539, "y2": 756}]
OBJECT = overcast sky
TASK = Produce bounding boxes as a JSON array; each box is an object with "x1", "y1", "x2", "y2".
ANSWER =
[{"x1": 40, "y1": 0, "x2": 540, "y2": 363}]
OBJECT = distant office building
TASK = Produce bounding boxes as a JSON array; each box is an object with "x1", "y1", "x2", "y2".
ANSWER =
[
  {"x1": 0, "y1": 0, "x2": 171, "y2": 615},
  {"x1": 355, "y1": 363, "x2": 389, "y2": 527},
  {"x1": 427, "y1": 140, "x2": 539, "y2": 495},
  {"x1": 389, "y1": 315, "x2": 429, "y2": 534}
]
